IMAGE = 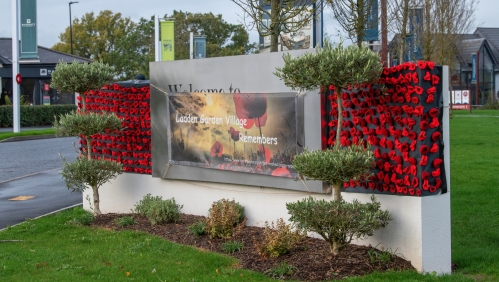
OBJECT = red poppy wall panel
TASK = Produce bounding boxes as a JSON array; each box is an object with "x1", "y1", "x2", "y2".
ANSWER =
[
  {"x1": 167, "y1": 92, "x2": 297, "y2": 178},
  {"x1": 81, "y1": 84, "x2": 152, "y2": 175},
  {"x1": 321, "y1": 62, "x2": 447, "y2": 196}
]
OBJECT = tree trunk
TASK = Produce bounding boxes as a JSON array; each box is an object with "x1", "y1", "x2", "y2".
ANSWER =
[
  {"x1": 399, "y1": 0, "x2": 409, "y2": 63},
  {"x1": 356, "y1": 0, "x2": 365, "y2": 48},
  {"x1": 270, "y1": 0, "x2": 280, "y2": 52},
  {"x1": 92, "y1": 186, "x2": 101, "y2": 215},
  {"x1": 85, "y1": 136, "x2": 92, "y2": 160},
  {"x1": 332, "y1": 182, "x2": 342, "y2": 202},
  {"x1": 331, "y1": 240, "x2": 341, "y2": 255}
]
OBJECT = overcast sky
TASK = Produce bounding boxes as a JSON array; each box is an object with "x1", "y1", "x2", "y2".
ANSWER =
[{"x1": 0, "y1": 0, "x2": 497, "y2": 49}]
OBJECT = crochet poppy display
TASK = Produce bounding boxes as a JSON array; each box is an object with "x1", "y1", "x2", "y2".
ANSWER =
[
  {"x1": 321, "y1": 61, "x2": 446, "y2": 196},
  {"x1": 81, "y1": 84, "x2": 152, "y2": 175}
]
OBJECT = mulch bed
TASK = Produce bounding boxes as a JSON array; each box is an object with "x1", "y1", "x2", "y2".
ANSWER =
[{"x1": 92, "y1": 213, "x2": 414, "y2": 281}]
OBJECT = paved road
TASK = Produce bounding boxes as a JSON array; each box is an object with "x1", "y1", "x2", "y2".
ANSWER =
[{"x1": 0, "y1": 137, "x2": 82, "y2": 229}]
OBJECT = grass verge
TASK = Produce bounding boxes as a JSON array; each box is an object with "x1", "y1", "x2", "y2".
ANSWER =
[
  {"x1": 1, "y1": 110, "x2": 498, "y2": 281},
  {"x1": 0, "y1": 207, "x2": 269, "y2": 281},
  {"x1": 0, "y1": 129, "x2": 55, "y2": 141}
]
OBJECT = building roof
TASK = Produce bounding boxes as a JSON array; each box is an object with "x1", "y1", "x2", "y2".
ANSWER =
[
  {"x1": 473, "y1": 28, "x2": 499, "y2": 63},
  {"x1": 0, "y1": 38, "x2": 91, "y2": 65}
]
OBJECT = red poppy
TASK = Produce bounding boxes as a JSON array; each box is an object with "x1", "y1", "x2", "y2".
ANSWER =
[
  {"x1": 430, "y1": 143, "x2": 439, "y2": 153},
  {"x1": 210, "y1": 141, "x2": 224, "y2": 157},
  {"x1": 432, "y1": 75, "x2": 440, "y2": 85},
  {"x1": 233, "y1": 93, "x2": 268, "y2": 129},
  {"x1": 432, "y1": 168, "x2": 441, "y2": 177},
  {"x1": 418, "y1": 131, "x2": 427, "y2": 141},
  {"x1": 429, "y1": 108, "x2": 439, "y2": 118},
  {"x1": 417, "y1": 61, "x2": 427, "y2": 69},
  {"x1": 432, "y1": 132, "x2": 442, "y2": 142},
  {"x1": 427, "y1": 87, "x2": 436, "y2": 95},
  {"x1": 420, "y1": 145, "x2": 429, "y2": 155},
  {"x1": 228, "y1": 127, "x2": 240, "y2": 142},
  {"x1": 433, "y1": 158, "x2": 443, "y2": 168},
  {"x1": 422, "y1": 171, "x2": 430, "y2": 180},
  {"x1": 420, "y1": 155, "x2": 428, "y2": 166}
]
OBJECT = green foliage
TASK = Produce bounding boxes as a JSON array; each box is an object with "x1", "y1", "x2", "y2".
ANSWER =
[
  {"x1": 60, "y1": 156, "x2": 123, "y2": 193},
  {"x1": 205, "y1": 199, "x2": 246, "y2": 239},
  {"x1": 134, "y1": 194, "x2": 183, "y2": 225},
  {"x1": 274, "y1": 40, "x2": 383, "y2": 92},
  {"x1": 292, "y1": 143, "x2": 375, "y2": 187},
  {"x1": 3, "y1": 94, "x2": 30, "y2": 105},
  {"x1": 286, "y1": 195, "x2": 392, "y2": 255},
  {"x1": 50, "y1": 61, "x2": 115, "y2": 96},
  {"x1": 52, "y1": 10, "x2": 256, "y2": 79},
  {"x1": 221, "y1": 240, "x2": 245, "y2": 254},
  {"x1": 0, "y1": 129, "x2": 55, "y2": 141},
  {"x1": 255, "y1": 218, "x2": 304, "y2": 258},
  {"x1": 188, "y1": 220, "x2": 206, "y2": 236},
  {"x1": 368, "y1": 246, "x2": 398, "y2": 266},
  {"x1": 53, "y1": 111, "x2": 122, "y2": 138},
  {"x1": 66, "y1": 210, "x2": 95, "y2": 226},
  {"x1": 165, "y1": 10, "x2": 257, "y2": 59},
  {"x1": 0, "y1": 105, "x2": 76, "y2": 127},
  {"x1": 115, "y1": 216, "x2": 136, "y2": 227},
  {"x1": 481, "y1": 97, "x2": 499, "y2": 110},
  {"x1": 0, "y1": 207, "x2": 270, "y2": 281},
  {"x1": 264, "y1": 262, "x2": 298, "y2": 280}
]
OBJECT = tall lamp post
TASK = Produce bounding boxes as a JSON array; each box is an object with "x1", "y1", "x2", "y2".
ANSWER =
[{"x1": 69, "y1": 1, "x2": 78, "y2": 54}]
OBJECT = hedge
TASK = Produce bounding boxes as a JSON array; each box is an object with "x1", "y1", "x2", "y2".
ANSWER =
[{"x1": 0, "y1": 105, "x2": 77, "y2": 127}]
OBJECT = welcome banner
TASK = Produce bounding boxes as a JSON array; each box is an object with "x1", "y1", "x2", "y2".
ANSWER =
[{"x1": 167, "y1": 92, "x2": 298, "y2": 178}]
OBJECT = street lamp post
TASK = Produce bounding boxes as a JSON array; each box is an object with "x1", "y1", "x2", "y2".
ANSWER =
[{"x1": 69, "y1": 1, "x2": 79, "y2": 55}]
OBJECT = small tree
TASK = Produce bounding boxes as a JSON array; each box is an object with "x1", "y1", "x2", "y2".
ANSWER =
[
  {"x1": 274, "y1": 41, "x2": 382, "y2": 200},
  {"x1": 275, "y1": 42, "x2": 390, "y2": 256},
  {"x1": 51, "y1": 61, "x2": 123, "y2": 215}
]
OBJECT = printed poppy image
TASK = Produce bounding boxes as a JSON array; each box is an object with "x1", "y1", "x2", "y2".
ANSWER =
[
  {"x1": 271, "y1": 167, "x2": 292, "y2": 178},
  {"x1": 229, "y1": 127, "x2": 240, "y2": 142},
  {"x1": 233, "y1": 93, "x2": 268, "y2": 129},
  {"x1": 210, "y1": 141, "x2": 224, "y2": 157},
  {"x1": 258, "y1": 144, "x2": 271, "y2": 163}
]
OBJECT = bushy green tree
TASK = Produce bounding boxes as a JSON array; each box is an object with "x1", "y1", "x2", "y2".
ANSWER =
[
  {"x1": 164, "y1": 10, "x2": 257, "y2": 59},
  {"x1": 51, "y1": 61, "x2": 123, "y2": 215},
  {"x1": 275, "y1": 41, "x2": 382, "y2": 200},
  {"x1": 276, "y1": 42, "x2": 389, "y2": 256},
  {"x1": 286, "y1": 196, "x2": 391, "y2": 255}
]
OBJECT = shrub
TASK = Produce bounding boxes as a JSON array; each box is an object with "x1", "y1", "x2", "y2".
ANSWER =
[
  {"x1": 221, "y1": 240, "x2": 244, "y2": 254},
  {"x1": 134, "y1": 194, "x2": 183, "y2": 225},
  {"x1": 286, "y1": 195, "x2": 392, "y2": 255},
  {"x1": 264, "y1": 262, "x2": 298, "y2": 279},
  {"x1": 205, "y1": 198, "x2": 245, "y2": 239},
  {"x1": 482, "y1": 96, "x2": 499, "y2": 110},
  {"x1": 255, "y1": 218, "x2": 305, "y2": 258},
  {"x1": 188, "y1": 220, "x2": 206, "y2": 236},
  {"x1": 0, "y1": 104, "x2": 77, "y2": 127},
  {"x1": 292, "y1": 143, "x2": 374, "y2": 199},
  {"x1": 115, "y1": 216, "x2": 136, "y2": 227},
  {"x1": 67, "y1": 211, "x2": 95, "y2": 226}
]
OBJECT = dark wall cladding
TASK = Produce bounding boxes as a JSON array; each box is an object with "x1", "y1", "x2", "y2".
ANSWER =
[{"x1": 321, "y1": 62, "x2": 446, "y2": 196}]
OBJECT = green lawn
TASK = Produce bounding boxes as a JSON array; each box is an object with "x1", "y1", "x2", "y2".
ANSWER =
[
  {"x1": 0, "y1": 110, "x2": 498, "y2": 281},
  {"x1": 0, "y1": 129, "x2": 55, "y2": 141}
]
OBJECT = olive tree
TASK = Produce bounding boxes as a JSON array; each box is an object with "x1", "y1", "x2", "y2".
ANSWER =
[
  {"x1": 51, "y1": 61, "x2": 123, "y2": 215},
  {"x1": 275, "y1": 42, "x2": 391, "y2": 255},
  {"x1": 275, "y1": 41, "x2": 382, "y2": 200}
]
